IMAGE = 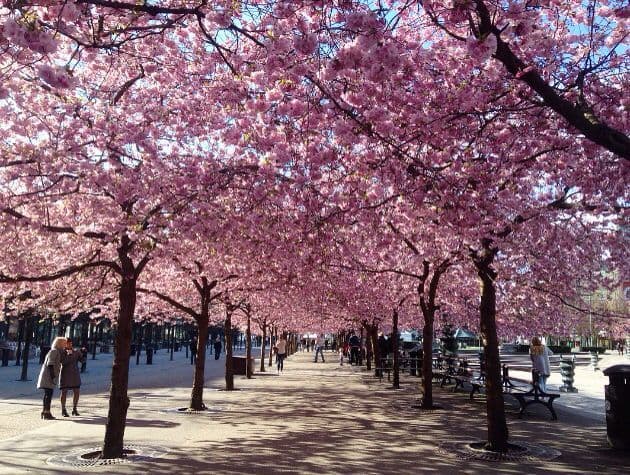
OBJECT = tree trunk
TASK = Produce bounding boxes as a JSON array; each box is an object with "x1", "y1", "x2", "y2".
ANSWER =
[
  {"x1": 20, "y1": 314, "x2": 33, "y2": 381},
  {"x1": 420, "y1": 313, "x2": 435, "y2": 407},
  {"x1": 91, "y1": 322, "x2": 97, "y2": 360},
  {"x1": 260, "y1": 323, "x2": 267, "y2": 372},
  {"x1": 169, "y1": 324, "x2": 174, "y2": 361},
  {"x1": 15, "y1": 318, "x2": 24, "y2": 366},
  {"x1": 135, "y1": 322, "x2": 142, "y2": 366},
  {"x1": 101, "y1": 275, "x2": 135, "y2": 459},
  {"x1": 370, "y1": 326, "x2": 380, "y2": 377},
  {"x1": 189, "y1": 315, "x2": 209, "y2": 410},
  {"x1": 365, "y1": 324, "x2": 373, "y2": 371},
  {"x1": 224, "y1": 311, "x2": 234, "y2": 390},
  {"x1": 246, "y1": 313, "x2": 252, "y2": 379},
  {"x1": 392, "y1": 310, "x2": 400, "y2": 389},
  {"x1": 476, "y1": 255, "x2": 509, "y2": 452},
  {"x1": 267, "y1": 325, "x2": 274, "y2": 368}
]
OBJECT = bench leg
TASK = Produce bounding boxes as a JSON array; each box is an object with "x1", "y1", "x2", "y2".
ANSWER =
[
  {"x1": 520, "y1": 399, "x2": 557, "y2": 420},
  {"x1": 470, "y1": 385, "x2": 479, "y2": 400}
]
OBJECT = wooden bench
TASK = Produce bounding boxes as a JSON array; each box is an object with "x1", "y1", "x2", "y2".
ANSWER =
[
  {"x1": 502, "y1": 368, "x2": 560, "y2": 421},
  {"x1": 434, "y1": 358, "x2": 484, "y2": 399},
  {"x1": 440, "y1": 364, "x2": 560, "y2": 420},
  {"x1": 377, "y1": 356, "x2": 423, "y2": 382}
]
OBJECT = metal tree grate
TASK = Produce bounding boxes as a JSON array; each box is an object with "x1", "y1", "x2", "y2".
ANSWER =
[
  {"x1": 46, "y1": 444, "x2": 169, "y2": 468},
  {"x1": 161, "y1": 406, "x2": 225, "y2": 415},
  {"x1": 437, "y1": 440, "x2": 561, "y2": 462}
]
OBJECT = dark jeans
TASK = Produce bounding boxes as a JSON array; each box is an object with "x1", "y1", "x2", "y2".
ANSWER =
[
  {"x1": 314, "y1": 346, "x2": 325, "y2": 362},
  {"x1": 43, "y1": 388, "x2": 53, "y2": 410},
  {"x1": 214, "y1": 348, "x2": 221, "y2": 360},
  {"x1": 350, "y1": 347, "x2": 360, "y2": 365},
  {"x1": 277, "y1": 353, "x2": 286, "y2": 371}
]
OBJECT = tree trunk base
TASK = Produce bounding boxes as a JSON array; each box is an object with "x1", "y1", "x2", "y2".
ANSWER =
[{"x1": 477, "y1": 441, "x2": 521, "y2": 453}]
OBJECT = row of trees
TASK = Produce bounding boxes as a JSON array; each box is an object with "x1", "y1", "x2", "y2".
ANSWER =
[{"x1": 1, "y1": 0, "x2": 627, "y2": 456}]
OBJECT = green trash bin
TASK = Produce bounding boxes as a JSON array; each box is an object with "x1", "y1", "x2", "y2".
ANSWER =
[{"x1": 603, "y1": 364, "x2": 630, "y2": 450}]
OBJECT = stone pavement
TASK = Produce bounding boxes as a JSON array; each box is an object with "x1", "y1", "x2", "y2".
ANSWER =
[
  {"x1": 0, "y1": 345, "x2": 240, "y2": 441},
  {"x1": 0, "y1": 350, "x2": 628, "y2": 474}
]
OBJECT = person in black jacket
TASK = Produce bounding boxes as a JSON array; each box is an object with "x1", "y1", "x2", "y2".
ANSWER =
[
  {"x1": 190, "y1": 336, "x2": 198, "y2": 365},
  {"x1": 213, "y1": 336, "x2": 222, "y2": 360},
  {"x1": 348, "y1": 332, "x2": 361, "y2": 365},
  {"x1": 378, "y1": 333, "x2": 388, "y2": 358}
]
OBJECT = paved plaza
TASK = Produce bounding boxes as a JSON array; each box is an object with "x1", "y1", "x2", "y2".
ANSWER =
[{"x1": 0, "y1": 349, "x2": 629, "y2": 474}]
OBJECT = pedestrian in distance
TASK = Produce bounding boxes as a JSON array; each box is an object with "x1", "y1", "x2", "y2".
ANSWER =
[
  {"x1": 190, "y1": 336, "x2": 198, "y2": 365},
  {"x1": 530, "y1": 336, "x2": 553, "y2": 392},
  {"x1": 275, "y1": 333, "x2": 288, "y2": 373},
  {"x1": 348, "y1": 332, "x2": 360, "y2": 365},
  {"x1": 213, "y1": 336, "x2": 222, "y2": 360},
  {"x1": 36, "y1": 336, "x2": 66, "y2": 420},
  {"x1": 313, "y1": 333, "x2": 325, "y2": 363},
  {"x1": 59, "y1": 338, "x2": 86, "y2": 417}
]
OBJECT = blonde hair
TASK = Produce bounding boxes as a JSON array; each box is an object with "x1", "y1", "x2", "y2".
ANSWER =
[
  {"x1": 530, "y1": 337, "x2": 544, "y2": 356},
  {"x1": 51, "y1": 337, "x2": 67, "y2": 350}
]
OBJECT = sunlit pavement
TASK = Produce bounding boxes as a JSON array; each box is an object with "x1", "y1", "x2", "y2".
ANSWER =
[{"x1": 0, "y1": 349, "x2": 628, "y2": 474}]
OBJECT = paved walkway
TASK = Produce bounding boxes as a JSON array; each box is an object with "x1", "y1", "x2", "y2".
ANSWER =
[{"x1": 0, "y1": 350, "x2": 628, "y2": 474}]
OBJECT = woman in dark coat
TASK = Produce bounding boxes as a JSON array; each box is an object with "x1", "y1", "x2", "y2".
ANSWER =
[
  {"x1": 213, "y1": 336, "x2": 222, "y2": 360},
  {"x1": 36, "y1": 337, "x2": 66, "y2": 419},
  {"x1": 59, "y1": 338, "x2": 85, "y2": 417}
]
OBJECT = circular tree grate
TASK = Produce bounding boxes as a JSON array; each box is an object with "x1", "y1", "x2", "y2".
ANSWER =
[
  {"x1": 408, "y1": 401, "x2": 445, "y2": 412},
  {"x1": 46, "y1": 444, "x2": 169, "y2": 468},
  {"x1": 162, "y1": 406, "x2": 225, "y2": 415},
  {"x1": 437, "y1": 440, "x2": 561, "y2": 462}
]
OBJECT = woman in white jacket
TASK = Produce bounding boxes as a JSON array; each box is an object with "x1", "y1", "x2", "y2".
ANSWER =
[
  {"x1": 530, "y1": 337, "x2": 553, "y2": 392},
  {"x1": 36, "y1": 337, "x2": 67, "y2": 419}
]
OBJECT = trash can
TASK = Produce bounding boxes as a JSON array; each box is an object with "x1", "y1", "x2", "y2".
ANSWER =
[
  {"x1": 408, "y1": 345, "x2": 422, "y2": 376},
  {"x1": 146, "y1": 346, "x2": 153, "y2": 365},
  {"x1": 232, "y1": 356, "x2": 255, "y2": 375},
  {"x1": 409, "y1": 349, "x2": 418, "y2": 376},
  {"x1": 603, "y1": 364, "x2": 630, "y2": 450}
]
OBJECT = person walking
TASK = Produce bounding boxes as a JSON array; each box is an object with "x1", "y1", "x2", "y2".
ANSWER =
[
  {"x1": 213, "y1": 336, "x2": 222, "y2": 360},
  {"x1": 275, "y1": 334, "x2": 288, "y2": 373},
  {"x1": 36, "y1": 337, "x2": 66, "y2": 420},
  {"x1": 59, "y1": 338, "x2": 85, "y2": 417},
  {"x1": 348, "y1": 332, "x2": 360, "y2": 365},
  {"x1": 190, "y1": 336, "x2": 198, "y2": 365},
  {"x1": 530, "y1": 337, "x2": 553, "y2": 392},
  {"x1": 313, "y1": 333, "x2": 325, "y2": 363}
]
